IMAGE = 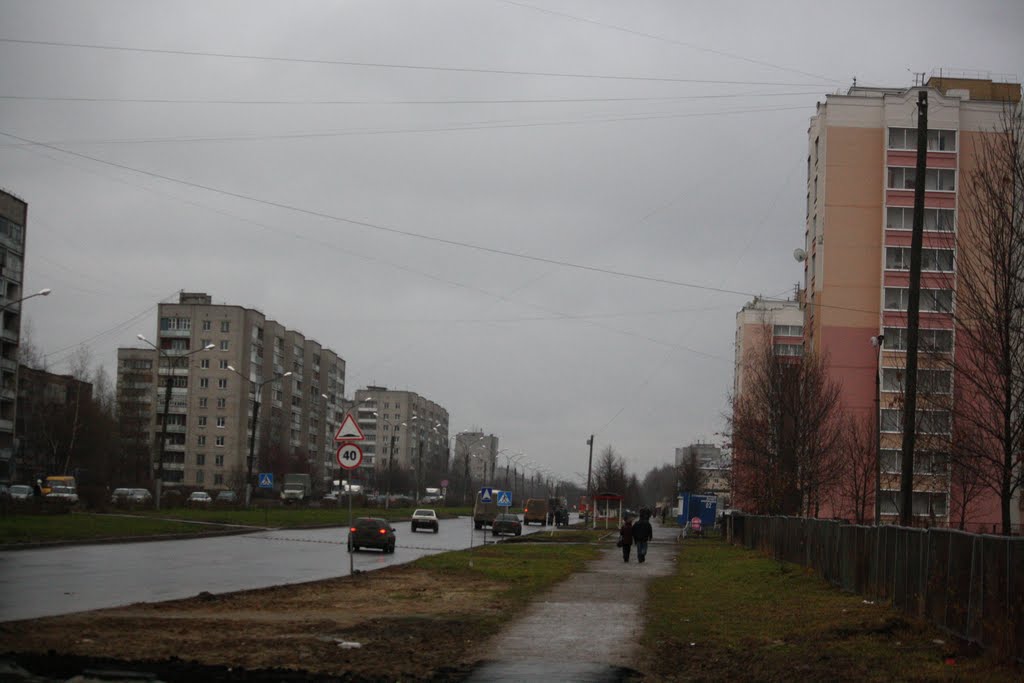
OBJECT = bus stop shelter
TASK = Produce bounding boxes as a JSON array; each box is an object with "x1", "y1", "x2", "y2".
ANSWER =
[{"x1": 592, "y1": 492, "x2": 624, "y2": 529}]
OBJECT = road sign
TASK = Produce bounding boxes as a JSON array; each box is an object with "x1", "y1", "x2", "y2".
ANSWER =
[
  {"x1": 691, "y1": 517, "x2": 702, "y2": 532},
  {"x1": 440, "y1": 479, "x2": 449, "y2": 488},
  {"x1": 479, "y1": 487, "x2": 493, "y2": 503},
  {"x1": 336, "y1": 442, "x2": 364, "y2": 470},
  {"x1": 334, "y1": 413, "x2": 365, "y2": 442},
  {"x1": 497, "y1": 490, "x2": 512, "y2": 507},
  {"x1": 258, "y1": 473, "x2": 274, "y2": 489}
]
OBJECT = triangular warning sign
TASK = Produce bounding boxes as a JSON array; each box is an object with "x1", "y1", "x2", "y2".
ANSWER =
[{"x1": 334, "y1": 413, "x2": 365, "y2": 442}]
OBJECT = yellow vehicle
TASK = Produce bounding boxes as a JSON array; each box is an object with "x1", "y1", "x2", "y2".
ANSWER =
[
  {"x1": 523, "y1": 498, "x2": 549, "y2": 526},
  {"x1": 41, "y1": 475, "x2": 77, "y2": 496}
]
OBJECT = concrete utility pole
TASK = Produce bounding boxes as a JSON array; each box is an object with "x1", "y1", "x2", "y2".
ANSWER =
[
  {"x1": 585, "y1": 434, "x2": 594, "y2": 526},
  {"x1": 899, "y1": 90, "x2": 928, "y2": 527}
]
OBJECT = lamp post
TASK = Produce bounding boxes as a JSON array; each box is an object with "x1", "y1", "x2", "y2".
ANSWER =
[
  {"x1": 227, "y1": 364, "x2": 291, "y2": 507},
  {"x1": 0, "y1": 287, "x2": 51, "y2": 315},
  {"x1": 503, "y1": 452, "x2": 524, "y2": 491},
  {"x1": 137, "y1": 334, "x2": 214, "y2": 510},
  {"x1": 871, "y1": 334, "x2": 885, "y2": 524}
]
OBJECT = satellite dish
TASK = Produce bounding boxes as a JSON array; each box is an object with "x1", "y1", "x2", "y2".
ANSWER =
[{"x1": 793, "y1": 248, "x2": 807, "y2": 263}]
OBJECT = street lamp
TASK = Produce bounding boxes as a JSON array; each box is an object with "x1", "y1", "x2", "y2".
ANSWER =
[
  {"x1": 871, "y1": 334, "x2": 885, "y2": 524},
  {"x1": 503, "y1": 451, "x2": 524, "y2": 491},
  {"x1": 373, "y1": 410, "x2": 400, "y2": 508},
  {"x1": 226, "y1": 364, "x2": 291, "y2": 507},
  {"x1": 0, "y1": 287, "x2": 51, "y2": 315},
  {"x1": 137, "y1": 334, "x2": 214, "y2": 509}
]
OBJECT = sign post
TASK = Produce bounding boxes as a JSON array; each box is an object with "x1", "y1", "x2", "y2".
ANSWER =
[{"x1": 335, "y1": 413, "x2": 365, "y2": 577}]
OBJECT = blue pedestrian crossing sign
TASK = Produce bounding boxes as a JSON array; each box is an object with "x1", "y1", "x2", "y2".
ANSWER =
[
  {"x1": 497, "y1": 490, "x2": 512, "y2": 507},
  {"x1": 258, "y1": 473, "x2": 274, "y2": 489},
  {"x1": 479, "y1": 487, "x2": 493, "y2": 503}
]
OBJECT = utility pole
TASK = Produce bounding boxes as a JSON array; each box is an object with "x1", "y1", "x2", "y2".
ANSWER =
[
  {"x1": 899, "y1": 90, "x2": 928, "y2": 527},
  {"x1": 585, "y1": 434, "x2": 594, "y2": 526}
]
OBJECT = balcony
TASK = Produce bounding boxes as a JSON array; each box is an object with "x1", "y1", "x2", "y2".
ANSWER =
[
  {"x1": 0, "y1": 358, "x2": 15, "y2": 372},
  {"x1": 0, "y1": 328, "x2": 17, "y2": 343},
  {"x1": 164, "y1": 443, "x2": 185, "y2": 452},
  {"x1": 164, "y1": 424, "x2": 187, "y2": 434},
  {"x1": 159, "y1": 329, "x2": 192, "y2": 338},
  {"x1": 0, "y1": 418, "x2": 12, "y2": 432}
]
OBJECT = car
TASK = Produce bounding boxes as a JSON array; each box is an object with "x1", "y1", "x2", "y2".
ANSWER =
[
  {"x1": 215, "y1": 490, "x2": 239, "y2": 505},
  {"x1": 9, "y1": 485, "x2": 33, "y2": 501},
  {"x1": 410, "y1": 509, "x2": 439, "y2": 533},
  {"x1": 348, "y1": 517, "x2": 396, "y2": 553},
  {"x1": 492, "y1": 512, "x2": 522, "y2": 537},
  {"x1": 111, "y1": 488, "x2": 153, "y2": 506},
  {"x1": 45, "y1": 485, "x2": 79, "y2": 504},
  {"x1": 187, "y1": 491, "x2": 213, "y2": 506},
  {"x1": 111, "y1": 488, "x2": 132, "y2": 505}
]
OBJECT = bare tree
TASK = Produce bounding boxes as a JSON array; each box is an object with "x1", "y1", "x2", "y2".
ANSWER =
[
  {"x1": 677, "y1": 448, "x2": 706, "y2": 494},
  {"x1": 728, "y1": 326, "x2": 844, "y2": 516},
  {"x1": 947, "y1": 105, "x2": 1024, "y2": 535},
  {"x1": 836, "y1": 415, "x2": 876, "y2": 524},
  {"x1": 641, "y1": 464, "x2": 678, "y2": 506},
  {"x1": 594, "y1": 445, "x2": 627, "y2": 493},
  {"x1": 18, "y1": 318, "x2": 46, "y2": 370}
]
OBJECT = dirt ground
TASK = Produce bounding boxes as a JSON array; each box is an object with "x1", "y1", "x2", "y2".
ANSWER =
[{"x1": 2, "y1": 564, "x2": 514, "y2": 681}]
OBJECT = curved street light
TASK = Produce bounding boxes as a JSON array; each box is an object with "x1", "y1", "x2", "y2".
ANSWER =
[
  {"x1": 0, "y1": 287, "x2": 51, "y2": 316},
  {"x1": 137, "y1": 334, "x2": 214, "y2": 509},
  {"x1": 226, "y1": 364, "x2": 291, "y2": 506}
]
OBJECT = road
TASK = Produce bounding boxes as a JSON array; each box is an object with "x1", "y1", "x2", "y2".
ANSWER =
[{"x1": 0, "y1": 514, "x2": 560, "y2": 622}]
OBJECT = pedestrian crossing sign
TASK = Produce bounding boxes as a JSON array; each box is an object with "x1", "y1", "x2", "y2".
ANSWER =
[
  {"x1": 497, "y1": 490, "x2": 512, "y2": 507},
  {"x1": 479, "y1": 487, "x2": 493, "y2": 503},
  {"x1": 258, "y1": 473, "x2": 274, "y2": 489}
]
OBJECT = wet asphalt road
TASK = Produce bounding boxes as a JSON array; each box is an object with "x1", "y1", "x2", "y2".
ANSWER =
[{"x1": 0, "y1": 515, "x2": 556, "y2": 622}]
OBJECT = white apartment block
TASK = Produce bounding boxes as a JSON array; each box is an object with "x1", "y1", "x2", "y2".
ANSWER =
[{"x1": 353, "y1": 385, "x2": 450, "y2": 484}]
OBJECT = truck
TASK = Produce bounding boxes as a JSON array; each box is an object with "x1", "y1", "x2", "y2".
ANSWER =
[
  {"x1": 280, "y1": 473, "x2": 312, "y2": 503},
  {"x1": 473, "y1": 494, "x2": 502, "y2": 529},
  {"x1": 523, "y1": 497, "x2": 549, "y2": 526}
]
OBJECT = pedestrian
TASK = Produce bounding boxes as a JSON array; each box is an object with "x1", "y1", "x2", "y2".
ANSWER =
[
  {"x1": 633, "y1": 509, "x2": 654, "y2": 563},
  {"x1": 661, "y1": 505, "x2": 669, "y2": 524},
  {"x1": 618, "y1": 515, "x2": 634, "y2": 562}
]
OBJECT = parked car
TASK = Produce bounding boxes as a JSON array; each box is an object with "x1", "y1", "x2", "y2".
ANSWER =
[
  {"x1": 492, "y1": 513, "x2": 523, "y2": 537},
  {"x1": 347, "y1": 517, "x2": 396, "y2": 553},
  {"x1": 45, "y1": 485, "x2": 79, "y2": 504},
  {"x1": 410, "y1": 509, "x2": 439, "y2": 533},
  {"x1": 9, "y1": 484, "x2": 33, "y2": 501},
  {"x1": 111, "y1": 488, "x2": 153, "y2": 506},
  {"x1": 216, "y1": 490, "x2": 239, "y2": 505},
  {"x1": 187, "y1": 491, "x2": 213, "y2": 506}
]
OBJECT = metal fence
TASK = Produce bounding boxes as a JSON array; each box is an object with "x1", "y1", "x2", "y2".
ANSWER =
[{"x1": 726, "y1": 514, "x2": 1023, "y2": 660}]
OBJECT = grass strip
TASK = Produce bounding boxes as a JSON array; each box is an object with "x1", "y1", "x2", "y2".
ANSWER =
[
  {"x1": 642, "y1": 539, "x2": 1017, "y2": 682},
  {"x1": 0, "y1": 513, "x2": 223, "y2": 544}
]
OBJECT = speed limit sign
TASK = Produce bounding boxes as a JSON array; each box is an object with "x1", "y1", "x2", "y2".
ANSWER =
[{"x1": 336, "y1": 443, "x2": 363, "y2": 470}]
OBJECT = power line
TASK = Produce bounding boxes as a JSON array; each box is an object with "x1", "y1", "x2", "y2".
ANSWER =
[
  {"x1": 0, "y1": 91, "x2": 821, "y2": 106},
  {"x1": 0, "y1": 37, "x2": 837, "y2": 87},
  {"x1": 0, "y1": 103, "x2": 811, "y2": 147},
  {"x1": 495, "y1": 0, "x2": 841, "y2": 85}
]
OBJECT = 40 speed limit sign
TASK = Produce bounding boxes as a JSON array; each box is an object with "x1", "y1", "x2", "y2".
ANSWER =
[{"x1": 336, "y1": 442, "x2": 363, "y2": 470}]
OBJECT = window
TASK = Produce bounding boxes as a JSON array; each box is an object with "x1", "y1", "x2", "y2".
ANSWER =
[
  {"x1": 214, "y1": 474, "x2": 224, "y2": 485},
  {"x1": 200, "y1": 359, "x2": 210, "y2": 369},
  {"x1": 196, "y1": 453, "x2": 206, "y2": 466},
  {"x1": 201, "y1": 339, "x2": 212, "y2": 349},
  {"x1": 216, "y1": 417, "x2": 226, "y2": 428},
  {"x1": 773, "y1": 324, "x2": 803, "y2": 337},
  {"x1": 202, "y1": 320, "x2": 211, "y2": 331},
  {"x1": 200, "y1": 378, "x2": 209, "y2": 389},
  {"x1": 884, "y1": 247, "x2": 953, "y2": 272},
  {"x1": 925, "y1": 168, "x2": 956, "y2": 191},
  {"x1": 882, "y1": 368, "x2": 951, "y2": 394},
  {"x1": 883, "y1": 327, "x2": 953, "y2": 352},
  {"x1": 220, "y1": 340, "x2": 230, "y2": 351},
  {"x1": 220, "y1": 320, "x2": 230, "y2": 333},
  {"x1": 888, "y1": 127, "x2": 956, "y2": 151},
  {"x1": 881, "y1": 408, "x2": 950, "y2": 434},
  {"x1": 196, "y1": 470, "x2": 204, "y2": 484},
  {"x1": 219, "y1": 360, "x2": 229, "y2": 369},
  {"x1": 884, "y1": 288, "x2": 952, "y2": 312},
  {"x1": 160, "y1": 317, "x2": 192, "y2": 331},
  {"x1": 199, "y1": 397, "x2": 208, "y2": 408},
  {"x1": 218, "y1": 378, "x2": 228, "y2": 389},
  {"x1": 198, "y1": 416, "x2": 207, "y2": 427},
  {"x1": 197, "y1": 435, "x2": 206, "y2": 446},
  {"x1": 888, "y1": 166, "x2": 916, "y2": 189},
  {"x1": 217, "y1": 398, "x2": 227, "y2": 408},
  {"x1": 773, "y1": 343, "x2": 803, "y2": 356},
  {"x1": 215, "y1": 454, "x2": 224, "y2": 467},
  {"x1": 215, "y1": 436, "x2": 225, "y2": 447}
]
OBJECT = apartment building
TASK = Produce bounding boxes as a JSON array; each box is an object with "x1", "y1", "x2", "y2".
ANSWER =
[
  {"x1": 116, "y1": 292, "x2": 346, "y2": 492},
  {"x1": 803, "y1": 73, "x2": 1021, "y2": 528},
  {"x1": 0, "y1": 189, "x2": 30, "y2": 484},
  {"x1": 353, "y1": 386, "x2": 450, "y2": 489},
  {"x1": 733, "y1": 296, "x2": 804, "y2": 398},
  {"x1": 676, "y1": 442, "x2": 731, "y2": 508}
]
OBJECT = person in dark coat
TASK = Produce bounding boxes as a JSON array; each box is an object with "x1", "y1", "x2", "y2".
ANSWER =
[
  {"x1": 619, "y1": 516, "x2": 634, "y2": 562},
  {"x1": 632, "y1": 509, "x2": 654, "y2": 563}
]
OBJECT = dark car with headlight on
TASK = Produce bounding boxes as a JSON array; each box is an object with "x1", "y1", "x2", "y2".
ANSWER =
[{"x1": 492, "y1": 513, "x2": 522, "y2": 537}]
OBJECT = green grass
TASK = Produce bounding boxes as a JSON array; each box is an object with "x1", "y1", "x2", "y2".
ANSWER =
[
  {"x1": 0, "y1": 512, "x2": 224, "y2": 544},
  {"x1": 413, "y1": 542, "x2": 597, "y2": 604},
  {"x1": 642, "y1": 540, "x2": 1019, "y2": 682},
  {"x1": 133, "y1": 505, "x2": 472, "y2": 527}
]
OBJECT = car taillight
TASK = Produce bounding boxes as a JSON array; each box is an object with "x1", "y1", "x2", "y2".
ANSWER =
[
  {"x1": 524, "y1": 508, "x2": 528, "y2": 513},
  {"x1": 379, "y1": 528, "x2": 387, "y2": 534},
  {"x1": 349, "y1": 527, "x2": 357, "y2": 533}
]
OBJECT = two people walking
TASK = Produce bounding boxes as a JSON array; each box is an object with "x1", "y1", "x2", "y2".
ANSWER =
[{"x1": 619, "y1": 508, "x2": 653, "y2": 563}]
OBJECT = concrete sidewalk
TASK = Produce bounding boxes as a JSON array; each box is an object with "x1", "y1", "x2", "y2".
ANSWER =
[{"x1": 466, "y1": 533, "x2": 676, "y2": 682}]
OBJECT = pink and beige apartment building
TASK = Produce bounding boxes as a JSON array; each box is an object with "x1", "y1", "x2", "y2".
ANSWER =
[{"x1": 804, "y1": 74, "x2": 1021, "y2": 529}]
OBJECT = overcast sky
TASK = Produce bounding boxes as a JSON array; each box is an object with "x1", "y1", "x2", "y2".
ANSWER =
[{"x1": 1, "y1": 1, "x2": 1022, "y2": 483}]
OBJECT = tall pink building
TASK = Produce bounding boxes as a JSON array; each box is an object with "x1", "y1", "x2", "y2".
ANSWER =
[{"x1": 803, "y1": 74, "x2": 1021, "y2": 530}]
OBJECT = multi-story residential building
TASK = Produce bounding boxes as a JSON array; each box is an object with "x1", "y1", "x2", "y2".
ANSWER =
[
  {"x1": 676, "y1": 442, "x2": 731, "y2": 508},
  {"x1": 802, "y1": 73, "x2": 1021, "y2": 529},
  {"x1": 733, "y1": 297, "x2": 804, "y2": 399},
  {"x1": 0, "y1": 189, "x2": 30, "y2": 484},
  {"x1": 15, "y1": 366, "x2": 93, "y2": 483},
  {"x1": 454, "y1": 430, "x2": 498, "y2": 484},
  {"x1": 353, "y1": 386, "x2": 449, "y2": 493},
  {"x1": 116, "y1": 292, "x2": 346, "y2": 492}
]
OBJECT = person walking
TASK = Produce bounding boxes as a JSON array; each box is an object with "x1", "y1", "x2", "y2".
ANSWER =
[
  {"x1": 632, "y1": 509, "x2": 654, "y2": 563},
  {"x1": 618, "y1": 515, "x2": 634, "y2": 562}
]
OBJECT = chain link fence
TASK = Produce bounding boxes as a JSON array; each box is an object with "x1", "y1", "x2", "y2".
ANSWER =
[{"x1": 726, "y1": 514, "x2": 1023, "y2": 660}]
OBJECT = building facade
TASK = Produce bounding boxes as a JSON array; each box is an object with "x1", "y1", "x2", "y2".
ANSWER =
[
  {"x1": 15, "y1": 366, "x2": 93, "y2": 483},
  {"x1": 0, "y1": 189, "x2": 29, "y2": 484},
  {"x1": 803, "y1": 74, "x2": 1021, "y2": 529},
  {"x1": 676, "y1": 442, "x2": 731, "y2": 509},
  {"x1": 454, "y1": 431, "x2": 498, "y2": 484},
  {"x1": 733, "y1": 297, "x2": 804, "y2": 399},
  {"x1": 116, "y1": 292, "x2": 346, "y2": 492},
  {"x1": 353, "y1": 386, "x2": 450, "y2": 494}
]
